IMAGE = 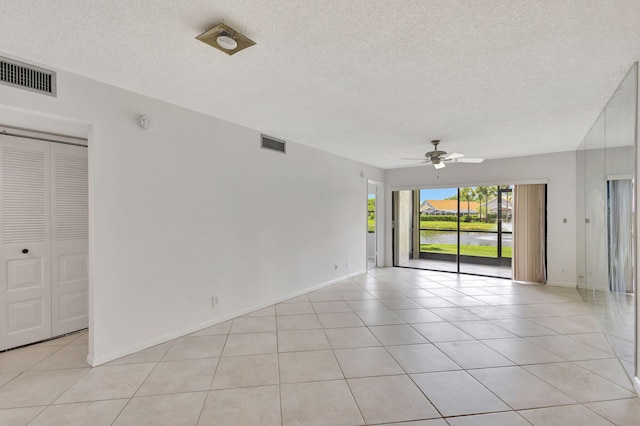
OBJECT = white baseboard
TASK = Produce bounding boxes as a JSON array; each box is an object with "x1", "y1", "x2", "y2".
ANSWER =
[
  {"x1": 546, "y1": 281, "x2": 578, "y2": 288},
  {"x1": 88, "y1": 270, "x2": 367, "y2": 366}
]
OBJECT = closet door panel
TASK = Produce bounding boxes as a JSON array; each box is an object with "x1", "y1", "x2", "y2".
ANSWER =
[
  {"x1": 0, "y1": 135, "x2": 51, "y2": 350},
  {"x1": 50, "y1": 143, "x2": 88, "y2": 336}
]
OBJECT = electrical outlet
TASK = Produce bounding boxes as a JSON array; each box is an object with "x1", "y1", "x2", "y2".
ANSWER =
[
  {"x1": 346, "y1": 262, "x2": 349, "y2": 269},
  {"x1": 334, "y1": 264, "x2": 339, "y2": 270},
  {"x1": 561, "y1": 268, "x2": 566, "y2": 274},
  {"x1": 212, "y1": 296, "x2": 219, "y2": 308}
]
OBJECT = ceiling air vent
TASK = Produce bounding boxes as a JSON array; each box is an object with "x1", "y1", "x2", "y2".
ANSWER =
[
  {"x1": 261, "y1": 135, "x2": 286, "y2": 154},
  {"x1": 0, "y1": 56, "x2": 56, "y2": 96}
]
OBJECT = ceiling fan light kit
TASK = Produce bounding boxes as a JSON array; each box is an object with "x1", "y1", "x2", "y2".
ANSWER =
[{"x1": 196, "y1": 23, "x2": 256, "y2": 55}]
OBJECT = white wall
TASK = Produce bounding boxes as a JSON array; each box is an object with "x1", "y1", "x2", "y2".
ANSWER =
[
  {"x1": 384, "y1": 151, "x2": 577, "y2": 287},
  {"x1": 0, "y1": 53, "x2": 383, "y2": 365}
]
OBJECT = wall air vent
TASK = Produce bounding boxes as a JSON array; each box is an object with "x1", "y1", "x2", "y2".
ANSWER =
[
  {"x1": 0, "y1": 56, "x2": 56, "y2": 96},
  {"x1": 261, "y1": 135, "x2": 286, "y2": 154}
]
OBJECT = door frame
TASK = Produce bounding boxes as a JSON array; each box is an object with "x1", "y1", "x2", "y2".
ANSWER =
[{"x1": 497, "y1": 185, "x2": 513, "y2": 267}]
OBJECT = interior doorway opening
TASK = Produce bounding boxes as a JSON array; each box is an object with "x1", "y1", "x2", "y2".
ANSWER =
[{"x1": 367, "y1": 181, "x2": 378, "y2": 270}]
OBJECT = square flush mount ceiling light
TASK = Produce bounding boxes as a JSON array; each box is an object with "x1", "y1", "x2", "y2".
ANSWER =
[{"x1": 196, "y1": 23, "x2": 256, "y2": 55}]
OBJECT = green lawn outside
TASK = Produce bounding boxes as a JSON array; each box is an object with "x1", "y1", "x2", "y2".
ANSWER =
[
  {"x1": 370, "y1": 219, "x2": 498, "y2": 232},
  {"x1": 420, "y1": 220, "x2": 497, "y2": 231},
  {"x1": 421, "y1": 243, "x2": 513, "y2": 258}
]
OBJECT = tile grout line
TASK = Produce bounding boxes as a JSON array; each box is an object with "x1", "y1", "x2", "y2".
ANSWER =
[{"x1": 316, "y1": 302, "x2": 368, "y2": 425}]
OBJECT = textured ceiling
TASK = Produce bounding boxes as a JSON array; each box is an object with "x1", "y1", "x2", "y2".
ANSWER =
[{"x1": 1, "y1": 1, "x2": 639, "y2": 168}]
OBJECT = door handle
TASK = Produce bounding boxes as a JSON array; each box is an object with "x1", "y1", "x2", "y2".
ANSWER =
[{"x1": 21, "y1": 249, "x2": 28, "y2": 254}]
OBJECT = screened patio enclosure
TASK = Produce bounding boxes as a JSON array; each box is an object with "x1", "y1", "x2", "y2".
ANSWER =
[{"x1": 393, "y1": 186, "x2": 514, "y2": 278}]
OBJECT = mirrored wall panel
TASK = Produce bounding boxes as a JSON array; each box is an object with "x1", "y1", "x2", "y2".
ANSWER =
[{"x1": 576, "y1": 63, "x2": 637, "y2": 380}]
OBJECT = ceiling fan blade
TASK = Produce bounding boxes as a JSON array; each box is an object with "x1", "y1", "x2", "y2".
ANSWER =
[
  {"x1": 444, "y1": 152, "x2": 464, "y2": 160},
  {"x1": 450, "y1": 157, "x2": 484, "y2": 163},
  {"x1": 399, "y1": 158, "x2": 431, "y2": 167},
  {"x1": 433, "y1": 161, "x2": 446, "y2": 170}
]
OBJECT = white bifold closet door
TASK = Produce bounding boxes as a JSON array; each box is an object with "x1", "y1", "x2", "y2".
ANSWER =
[
  {"x1": 0, "y1": 134, "x2": 87, "y2": 351},
  {"x1": 0, "y1": 136, "x2": 51, "y2": 350},
  {"x1": 50, "y1": 143, "x2": 88, "y2": 336}
]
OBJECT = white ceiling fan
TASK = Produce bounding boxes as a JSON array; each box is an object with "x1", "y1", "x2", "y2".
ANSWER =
[{"x1": 402, "y1": 140, "x2": 484, "y2": 169}]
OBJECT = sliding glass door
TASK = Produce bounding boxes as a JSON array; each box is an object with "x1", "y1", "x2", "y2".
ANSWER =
[
  {"x1": 393, "y1": 185, "x2": 514, "y2": 278},
  {"x1": 459, "y1": 186, "x2": 512, "y2": 277},
  {"x1": 418, "y1": 188, "x2": 459, "y2": 272}
]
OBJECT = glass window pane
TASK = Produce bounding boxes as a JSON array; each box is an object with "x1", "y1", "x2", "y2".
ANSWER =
[
  {"x1": 417, "y1": 188, "x2": 458, "y2": 273},
  {"x1": 459, "y1": 186, "x2": 511, "y2": 278}
]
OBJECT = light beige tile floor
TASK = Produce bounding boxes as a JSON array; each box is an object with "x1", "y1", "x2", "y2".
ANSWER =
[{"x1": 0, "y1": 267, "x2": 638, "y2": 425}]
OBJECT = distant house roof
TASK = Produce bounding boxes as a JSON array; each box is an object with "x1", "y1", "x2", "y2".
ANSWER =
[
  {"x1": 486, "y1": 196, "x2": 513, "y2": 212},
  {"x1": 421, "y1": 199, "x2": 479, "y2": 214}
]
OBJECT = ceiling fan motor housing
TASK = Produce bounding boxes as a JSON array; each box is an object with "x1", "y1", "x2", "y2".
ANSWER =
[
  {"x1": 427, "y1": 150, "x2": 447, "y2": 159},
  {"x1": 426, "y1": 140, "x2": 447, "y2": 160}
]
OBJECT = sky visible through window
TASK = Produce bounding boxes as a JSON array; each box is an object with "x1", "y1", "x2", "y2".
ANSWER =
[{"x1": 420, "y1": 188, "x2": 457, "y2": 202}]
